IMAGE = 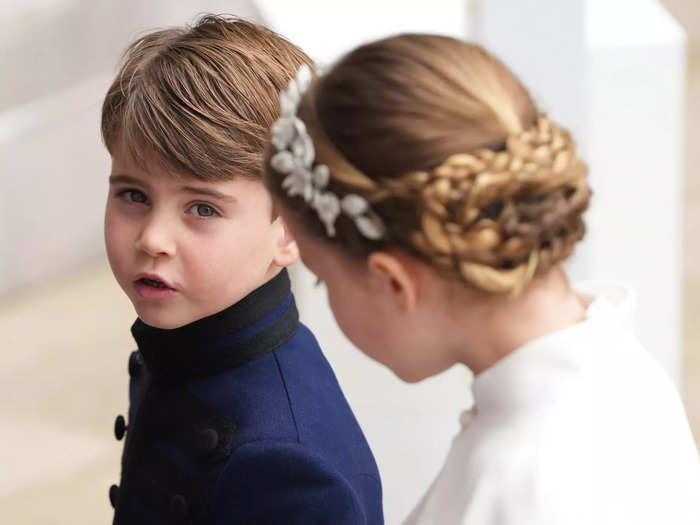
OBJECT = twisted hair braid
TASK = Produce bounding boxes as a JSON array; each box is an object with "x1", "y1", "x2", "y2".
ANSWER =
[{"x1": 330, "y1": 116, "x2": 590, "y2": 294}]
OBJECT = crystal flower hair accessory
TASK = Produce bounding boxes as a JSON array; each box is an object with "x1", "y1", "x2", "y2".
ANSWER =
[{"x1": 269, "y1": 65, "x2": 385, "y2": 240}]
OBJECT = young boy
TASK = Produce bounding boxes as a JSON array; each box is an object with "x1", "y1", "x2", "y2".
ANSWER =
[{"x1": 101, "y1": 15, "x2": 383, "y2": 524}]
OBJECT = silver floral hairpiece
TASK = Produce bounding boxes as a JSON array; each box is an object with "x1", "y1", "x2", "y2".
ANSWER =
[{"x1": 269, "y1": 65, "x2": 385, "y2": 240}]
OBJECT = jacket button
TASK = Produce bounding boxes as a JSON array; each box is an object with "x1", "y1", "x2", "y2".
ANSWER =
[
  {"x1": 128, "y1": 351, "x2": 142, "y2": 377},
  {"x1": 196, "y1": 428, "x2": 219, "y2": 455},
  {"x1": 114, "y1": 415, "x2": 127, "y2": 441},
  {"x1": 109, "y1": 484, "x2": 120, "y2": 508},
  {"x1": 169, "y1": 494, "x2": 188, "y2": 522}
]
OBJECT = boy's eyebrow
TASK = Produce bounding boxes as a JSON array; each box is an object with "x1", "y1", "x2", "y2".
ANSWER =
[
  {"x1": 108, "y1": 175, "x2": 235, "y2": 203},
  {"x1": 179, "y1": 185, "x2": 236, "y2": 203},
  {"x1": 109, "y1": 174, "x2": 148, "y2": 187}
]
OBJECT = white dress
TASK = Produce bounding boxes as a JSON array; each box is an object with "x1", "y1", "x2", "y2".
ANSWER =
[{"x1": 404, "y1": 283, "x2": 700, "y2": 525}]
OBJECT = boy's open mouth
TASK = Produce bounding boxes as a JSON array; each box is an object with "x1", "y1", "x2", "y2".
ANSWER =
[
  {"x1": 134, "y1": 276, "x2": 176, "y2": 299},
  {"x1": 138, "y1": 277, "x2": 168, "y2": 288}
]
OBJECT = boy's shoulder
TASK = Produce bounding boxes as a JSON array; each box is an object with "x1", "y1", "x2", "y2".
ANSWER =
[
  {"x1": 188, "y1": 322, "x2": 371, "y2": 456},
  {"x1": 195, "y1": 325, "x2": 382, "y2": 523}
]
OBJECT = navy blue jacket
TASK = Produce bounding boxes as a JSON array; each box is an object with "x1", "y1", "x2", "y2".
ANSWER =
[{"x1": 109, "y1": 270, "x2": 383, "y2": 524}]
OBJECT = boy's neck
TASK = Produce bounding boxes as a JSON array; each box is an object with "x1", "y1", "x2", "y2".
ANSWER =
[{"x1": 262, "y1": 265, "x2": 284, "y2": 286}]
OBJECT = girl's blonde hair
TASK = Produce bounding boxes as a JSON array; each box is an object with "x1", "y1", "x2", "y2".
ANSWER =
[{"x1": 265, "y1": 34, "x2": 591, "y2": 294}]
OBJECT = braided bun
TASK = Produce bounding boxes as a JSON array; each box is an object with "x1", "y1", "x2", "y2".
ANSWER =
[
  {"x1": 265, "y1": 35, "x2": 591, "y2": 295},
  {"x1": 390, "y1": 116, "x2": 590, "y2": 293}
]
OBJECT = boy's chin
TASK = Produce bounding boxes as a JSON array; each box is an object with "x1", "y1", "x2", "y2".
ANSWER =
[{"x1": 132, "y1": 304, "x2": 198, "y2": 330}]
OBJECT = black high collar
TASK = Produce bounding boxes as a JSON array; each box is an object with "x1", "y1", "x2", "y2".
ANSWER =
[{"x1": 131, "y1": 269, "x2": 298, "y2": 386}]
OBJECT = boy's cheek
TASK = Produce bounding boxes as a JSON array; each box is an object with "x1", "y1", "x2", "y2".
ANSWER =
[
  {"x1": 104, "y1": 217, "x2": 133, "y2": 281},
  {"x1": 104, "y1": 220, "x2": 127, "y2": 261},
  {"x1": 104, "y1": 204, "x2": 124, "y2": 240},
  {"x1": 187, "y1": 242, "x2": 275, "y2": 300},
  {"x1": 202, "y1": 221, "x2": 277, "y2": 262}
]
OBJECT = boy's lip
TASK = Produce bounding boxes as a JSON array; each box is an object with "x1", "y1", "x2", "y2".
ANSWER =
[
  {"x1": 133, "y1": 273, "x2": 176, "y2": 290},
  {"x1": 133, "y1": 273, "x2": 177, "y2": 300}
]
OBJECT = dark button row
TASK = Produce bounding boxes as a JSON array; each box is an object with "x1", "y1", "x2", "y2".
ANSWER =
[
  {"x1": 112, "y1": 414, "x2": 220, "y2": 458},
  {"x1": 109, "y1": 484, "x2": 119, "y2": 508},
  {"x1": 109, "y1": 484, "x2": 189, "y2": 521},
  {"x1": 114, "y1": 414, "x2": 127, "y2": 441},
  {"x1": 111, "y1": 351, "x2": 205, "y2": 520}
]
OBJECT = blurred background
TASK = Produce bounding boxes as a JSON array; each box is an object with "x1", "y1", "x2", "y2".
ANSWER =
[{"x1": 1, "y1": 0, "x2": 698, "y2": 523}]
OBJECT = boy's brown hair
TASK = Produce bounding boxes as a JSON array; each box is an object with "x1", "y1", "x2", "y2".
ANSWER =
[{"x1": 101, "y1": 14, "x2": 311, "y2": 180}]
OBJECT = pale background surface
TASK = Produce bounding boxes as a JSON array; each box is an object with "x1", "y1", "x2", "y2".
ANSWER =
[{"x1": 1, "y1": 1, "x2": 699, "y2": 524}]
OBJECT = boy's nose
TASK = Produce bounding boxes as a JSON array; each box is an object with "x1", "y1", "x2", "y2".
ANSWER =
[{"x1": 135, "y1": 216, "x2": 176, "y2": 258}]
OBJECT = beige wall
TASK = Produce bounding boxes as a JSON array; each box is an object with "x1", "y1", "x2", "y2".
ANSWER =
[
  {"x1": 663, "y1": 0, "x2": 700, "y2": 51},
  {"x1": 659, "y1": 0, "x2": 700, "y2": 446}
]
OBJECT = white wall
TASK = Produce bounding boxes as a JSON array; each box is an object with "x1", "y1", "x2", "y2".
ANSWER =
[
  {"x1": 587, "y1": 5, "x2": 686, "y2": 386},
  {"x1": 0, "y1": 75, "x2": 113, "y2": 295},
  {"x1": 256, "y1": 0, "x2": 468, "y2": 65},
  {"x1": 476, "y1": 0, "x2": 686, "y2": 383}
]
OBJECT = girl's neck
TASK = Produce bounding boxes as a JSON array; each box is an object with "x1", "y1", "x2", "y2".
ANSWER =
[{"x1": 451, "y1": 266, "x2": 590, "y2": 375}]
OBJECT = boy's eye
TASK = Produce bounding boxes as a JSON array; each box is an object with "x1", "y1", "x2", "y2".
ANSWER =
[
  {"x1": 189, "y1": 203, "x2": 220, "y2": 218},
  {"x1": 121, "y1": 189, "x2": 148, "y2": 204}
]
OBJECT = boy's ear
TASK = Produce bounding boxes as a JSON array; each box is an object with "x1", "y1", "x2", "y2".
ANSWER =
[
  {"x1": 272, "y1": 216, "x2": 299, "y2": 268},
  {"x1": 366, "y1": 251, "x2": 419, "y2": 314}
]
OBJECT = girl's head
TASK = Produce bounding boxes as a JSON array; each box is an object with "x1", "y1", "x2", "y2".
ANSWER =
[{"x1": 265, "y1": 34, "x2": 591, "y2": 381}]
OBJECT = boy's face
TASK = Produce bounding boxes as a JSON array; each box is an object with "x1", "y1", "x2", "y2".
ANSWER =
[{"x1": 105, "y1": 145, "x2": 297, "y2": 329}]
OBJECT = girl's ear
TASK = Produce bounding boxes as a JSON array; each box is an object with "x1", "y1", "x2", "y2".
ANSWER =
[
  {"x1": 366, "y1": 251, "x2": 419, "y2": 314},
  {"x1": 272, "y1": 217, "x2": 299, "y2": 267}
]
